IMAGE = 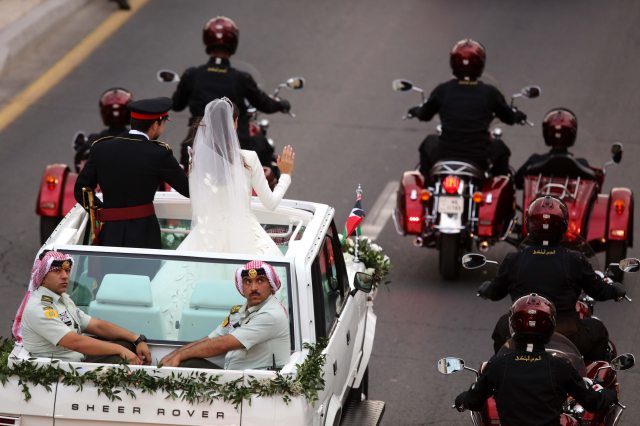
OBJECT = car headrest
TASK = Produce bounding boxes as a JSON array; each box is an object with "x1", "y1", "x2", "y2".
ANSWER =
[
  {"x1": 189, "y1": 280, "x2": 244, "y2": 310},
  {"x1": 526, "y1": 154, "x2": 596, "y2": 181},
  {"x1": 96, "y1": 274, "x2": 153, "y2": 307}
]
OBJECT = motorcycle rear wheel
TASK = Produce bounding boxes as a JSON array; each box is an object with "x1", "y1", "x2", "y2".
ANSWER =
[
  {"x1": 439, "y1": 233, "x2": 461, "y2": 280},
  {"x1": 606, "y1": 240, "x2": 627, "y2": 283}
]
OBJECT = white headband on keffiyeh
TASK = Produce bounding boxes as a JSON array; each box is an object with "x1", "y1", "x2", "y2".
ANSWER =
[{"x1": 13, "y1": 251, "x2": 74, "y2": 345}]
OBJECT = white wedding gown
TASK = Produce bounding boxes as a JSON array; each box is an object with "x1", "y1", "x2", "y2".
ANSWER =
[{"x1": 150, "y1": 100, "x2": 291, "y2": 339}]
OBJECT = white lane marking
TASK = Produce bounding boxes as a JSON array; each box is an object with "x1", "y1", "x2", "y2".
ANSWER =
[{"x1": 360, "y1": 181, "x2": 399, "y2": 241}]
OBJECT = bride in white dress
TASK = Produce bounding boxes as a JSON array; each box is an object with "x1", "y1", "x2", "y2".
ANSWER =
[{"x1": 152, "y1": 98, "x2": 295, "y2": 339}]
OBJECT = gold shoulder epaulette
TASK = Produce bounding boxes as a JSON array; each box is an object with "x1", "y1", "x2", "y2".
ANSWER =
[
  {"x1": 91, "y1": 136, "x2": 115, "y2": 146},
  {"x1": 152, "y1": 140, "x2": 170, "y2": 150},
  {"x1": 230, "y1": 305, "x2": 242, "y2": 314}
]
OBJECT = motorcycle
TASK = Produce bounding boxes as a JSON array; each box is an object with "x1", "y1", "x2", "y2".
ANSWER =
[
  {"x1": 460, "y1": 233, "x2": 639, "y2": 424},
  {"x1": 517, "y1": 140, "x2": 633, "y2": 282},
  {"x1": 391, "y1": 79, "x2": 539, "y2": 280},
  {"x1": 156, "y1": 70, "x2": 305, "y2": 189},
  {"x1": 438, "y1": 338, "x2": 635, "y2": 426}
]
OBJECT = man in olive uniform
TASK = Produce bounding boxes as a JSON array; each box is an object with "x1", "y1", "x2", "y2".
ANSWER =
[
  {"x1": 171, "y1": 16, "x2": 291, "y2": 168},
  {"x1": 159, "y1": 260, "x2": 290, "y2": 370},
  {"x1": 14, "y1": 251, "x2": 151, "y2": 365},
  {"x1": 74, "y1": 97, "x2": 189, "y2": 249}
]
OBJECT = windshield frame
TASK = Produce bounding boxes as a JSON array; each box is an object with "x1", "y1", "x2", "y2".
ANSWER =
[{"x1": 52, "y1": 244, "x2": 301, "y2": 351}]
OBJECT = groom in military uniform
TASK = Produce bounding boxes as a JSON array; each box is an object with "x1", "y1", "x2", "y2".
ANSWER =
[{"x1": 74, "y1": 97, "x2": 189, "y2": 249}]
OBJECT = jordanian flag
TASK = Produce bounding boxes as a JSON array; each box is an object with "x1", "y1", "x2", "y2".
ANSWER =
[{"x1": 341, "y1": 192, "x2": 365, "y2": 242}]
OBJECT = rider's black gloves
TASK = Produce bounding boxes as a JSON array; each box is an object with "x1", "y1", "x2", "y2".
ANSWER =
[
  {"x1": 279, "y1": 99, "x2": 291, "y2": 113},
  {"x1": 612, "y1": 282, "x2": 626, "y2": 301},
  {"x1": 477, "y1": 281, "x2": 491, "y2": 299},
  {"x1": 454, "y1": 391, "x2": 468, "y2": 412},
  {"x1": 599, "y1": 388, "x2": 618, "y2": 407},
  {"x1": 408, "y1": 106, "x2": 421, "y2": 119},
  {"x1": 514, "y1": 110, "x2": 527, "y2": 124}
]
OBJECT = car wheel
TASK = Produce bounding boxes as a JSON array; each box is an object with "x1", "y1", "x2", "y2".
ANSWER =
[
  {"x1": 40, "y1": 216, "x2": 62, "y2": 244},
  {"x1": 606, "y1": 240, "x2": 627, "y2": 283},
  {"x1": 440, "y1": 233, "x2": 461, "y2": 280},
  {"x1": 346, "y1": 367, "x2": 368, "y2": 403}
]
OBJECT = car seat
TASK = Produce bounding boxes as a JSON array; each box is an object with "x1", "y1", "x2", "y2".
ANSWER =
[
  {"x1": 88, "y1": 274, "x2": 165, "y2": 340},
  {"x1": 178, "y1": 280, "x2": 246, "y2": 342}
]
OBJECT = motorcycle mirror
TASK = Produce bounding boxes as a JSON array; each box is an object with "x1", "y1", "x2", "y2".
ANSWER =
[
  {"x1": 72, "y1": 131, "x2": 87, "y2": 151},
  {"x1": 437, "y1": 357, "x2": 465, "y2": 375},
  {"x1": 354, "y1": 272, "x2": 374, "y2": 293},
  {"x1": 611, "y1": 142, "x2": 623, "y2": 164},
  {"x1": 618, "y1": 258, "x2": 640, "y2": 273},
  {"x1": 285, "y1": 77, "x2": 305, "y2": 90},
  {"x1": 157, "y1": 69, "x2": 180, "y2": 83},
  {"x1": 520, "y1": 85, "x2": 541, "y2": 99},
  {"x1": 462, "y1": 254, "x2": 487, "y2": 269},
  {"x1": 392, "y1": 79, "x2": 414, "y2": 92},
  {"x1": 610, "y1": 353, "x2": 635, "y2": 371}
]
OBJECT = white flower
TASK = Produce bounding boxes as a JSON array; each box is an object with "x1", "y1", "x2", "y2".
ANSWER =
[
  {"x1": 258, "y1": 378, "x2": 273, "y2": 390},
  {"x1": 343, "y1": 253, "x2": 354, "y2": 262},
  {"x1": 366, "y1": 268, "x2": 376, "y2": 276},
  {"x1": 370, "y1": 243, "x2": 382, "y2": 252},
  {"x1": 383, "y1": 255, "x2": 390, "y2": 263},
  {"x1": 290, "y1": 381, "x2": 303, "y2": 396},
  {"x1": 346, "y1": 238, "x2": 355, "y2": 247}
]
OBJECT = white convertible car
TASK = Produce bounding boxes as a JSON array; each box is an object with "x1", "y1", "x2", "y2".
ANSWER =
[{"x1": 0, "y1": 193, "x2": 384, "y2": 426}]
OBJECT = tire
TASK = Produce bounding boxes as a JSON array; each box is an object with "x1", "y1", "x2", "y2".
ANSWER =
[
  {"x1": 40, "y1": 216, "x2": 62, "y2": 245},
  {"x1": 440, "y1": 233, "x2": 461, "y2": 280},
  {"x1": 346, "y1": 367, "x2": 368, "y2": 403},
  {"x1": 606, "y1": 240, "x2": 627, "y2": 283}
]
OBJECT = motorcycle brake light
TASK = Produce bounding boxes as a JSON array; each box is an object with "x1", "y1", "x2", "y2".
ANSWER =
[
  {"x1": 442, "y1": 176, "x2": 460, "y2": 194},
  {"x1": 45, "y1": 175, "x2": 58, "y2": 190},
  {"x1": 614, "y1": 199, "x2": 626, "y2": 215},
  {"x1": 408, "y1": 216, "x2": 421, "y2": 222}
]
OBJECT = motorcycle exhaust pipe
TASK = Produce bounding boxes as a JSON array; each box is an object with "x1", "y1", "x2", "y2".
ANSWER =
[
  {"x1": 413, "y1": 237, "x2": 424, "y2": 247},
  {"x1": 479, "y1": 241, "x2": 490, "y2": 253}
]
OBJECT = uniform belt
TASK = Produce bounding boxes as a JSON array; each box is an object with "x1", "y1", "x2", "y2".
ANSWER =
[{"x1": 96, "y1": 203, "x2": 155, "y2": 222}]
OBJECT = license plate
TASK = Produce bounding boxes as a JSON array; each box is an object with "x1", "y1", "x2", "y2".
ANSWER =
[{"x1": 438, "y1": 196, "x2": 464, "y2": 214}]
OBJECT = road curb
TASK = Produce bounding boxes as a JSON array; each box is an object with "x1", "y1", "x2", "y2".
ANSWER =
[{"x1": 0, "y1": 0, "x2": 92, "y2": 76}]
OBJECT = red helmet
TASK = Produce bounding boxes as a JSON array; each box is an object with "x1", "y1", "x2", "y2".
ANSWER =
[
  {"x1": 203, "y1": 16, "x2": 239, "y2": 55},
  {"x1": 99, "y1": 88, "x2": 133, "y2": 126},
  {"x1": 542, "y1": 108, "x2": 578, "y2": 147},
  {"x1": 450, "y1": 39, "x2": 486, "y2": 79},
  {"x1": 525, "y1": 195, "x2": 569, "y2": 242},
  {"x1": 509, "y1": 294, "x2": 557, "y2": 344}
]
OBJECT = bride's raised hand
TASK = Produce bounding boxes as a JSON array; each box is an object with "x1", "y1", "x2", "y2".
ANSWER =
[{"x1": 277, "y1": 145, "x2": 295, "y2": 176}]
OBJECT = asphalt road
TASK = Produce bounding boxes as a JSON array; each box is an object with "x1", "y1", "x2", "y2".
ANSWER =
[{"x1": 1, "y1": 1, "x2": 640, "y2": 425}]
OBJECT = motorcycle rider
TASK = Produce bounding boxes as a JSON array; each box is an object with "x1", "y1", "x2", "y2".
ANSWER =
[
  {"x1": 74, "y1": 88, "x2": 133, "y2": 171},
  {"x1": 454, "y1": 293, "x2": 619, "y2": 426},
  {"x1": 171, "y1": 16, "x2": 290, "y2": 168},
  {"x1": 514, "y1": 108, "x2": 589, "y2": 189},
  {"x1": 479, "y1": 195, "x2": 626, "y2": 360},
  {"x1": 412, "y1": 39, "x2": 527, "y2": 180}
]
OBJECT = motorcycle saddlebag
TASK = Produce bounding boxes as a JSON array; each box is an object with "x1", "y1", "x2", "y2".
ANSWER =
[
  {"x1": 477, "y1": 176, "x2": 515, "y2": 238},
  {"x1": 395, "y1": 171, "x2": 424, "y2": 235}
]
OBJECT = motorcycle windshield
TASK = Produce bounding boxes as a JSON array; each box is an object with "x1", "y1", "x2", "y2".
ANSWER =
[
  {"x1": 517, "y1": 230, "x2": 600, "y2": 272},
  {"x1": 497, "y1": 333, "x2": 587, "y2": 377}
]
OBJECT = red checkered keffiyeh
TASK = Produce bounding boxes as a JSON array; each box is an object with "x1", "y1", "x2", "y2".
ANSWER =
[
  {"x1": 13, "y1": 251, "x2": 73, "y2": 345},
  {"x1": 235, "y1": 260, "x2": 287, "y2": 317}
]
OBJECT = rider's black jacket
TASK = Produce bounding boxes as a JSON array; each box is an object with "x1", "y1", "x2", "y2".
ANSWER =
[
  {"x1": 461, "y1": 343, "x2": 614, "y2": 426},
  {"x1": 484, "y1": 245, "x2": 619, "y2": 322},
  {"x1": 171, "y1": 57, "x2": 285, "y2": 141},
  {"x1": 514, "y1": 148, "x2": 590, "y2": 189},
  {"x1": 415, "y1": 79, "x2": 519, "y2": 161}
]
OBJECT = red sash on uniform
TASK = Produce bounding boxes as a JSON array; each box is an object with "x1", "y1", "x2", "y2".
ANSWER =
[{"x1": 96, "y1": 203, "x2": 155, "y2": 222}]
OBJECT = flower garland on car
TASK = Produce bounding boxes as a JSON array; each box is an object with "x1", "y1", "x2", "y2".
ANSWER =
[
  {"x1": 339, "y1": 235, "x2": 392, "y2": 289},
  {"x1": 0, "y1": 338, "x2": 326, "y2": 409}
]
